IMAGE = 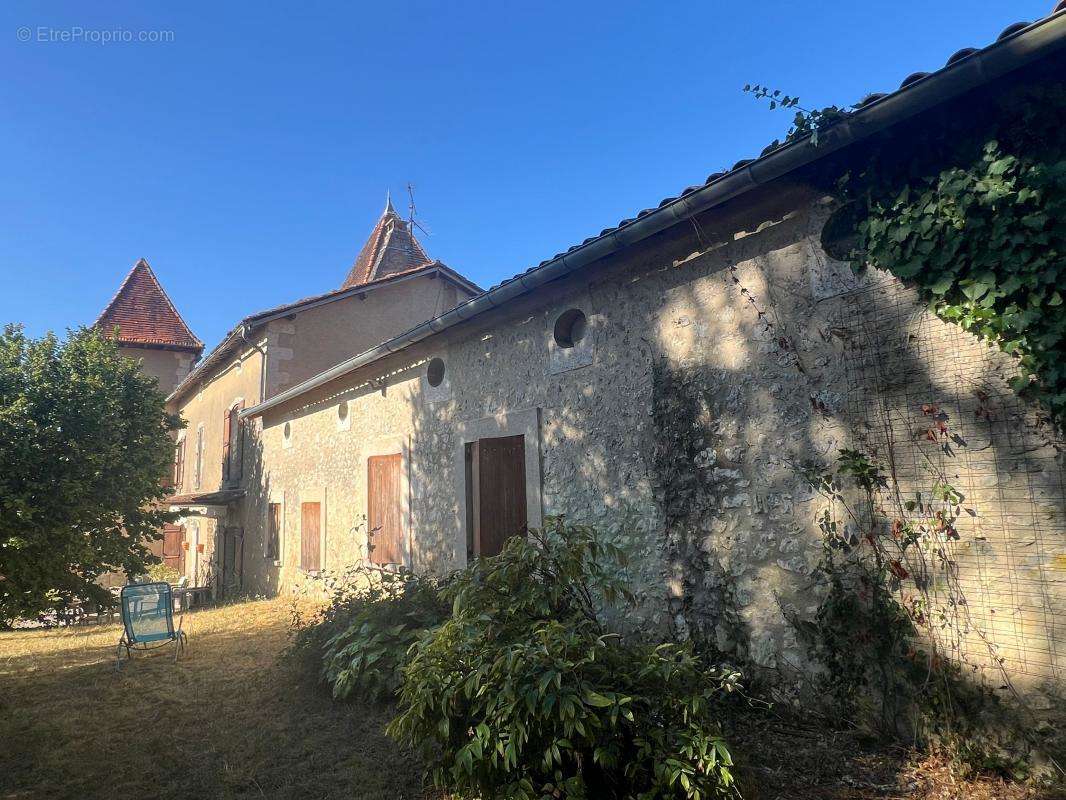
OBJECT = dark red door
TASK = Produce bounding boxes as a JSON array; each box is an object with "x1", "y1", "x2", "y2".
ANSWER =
[{"x1": 469, "y1": 434, "x2": 527, "y2": 557}]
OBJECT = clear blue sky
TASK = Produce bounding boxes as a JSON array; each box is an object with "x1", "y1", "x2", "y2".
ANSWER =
[{"x1": 0, "y1": 1, "x2": 1049, "y2": 350}]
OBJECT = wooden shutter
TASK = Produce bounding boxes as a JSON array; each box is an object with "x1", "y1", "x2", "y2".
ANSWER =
[
  {"x1": 173, "y1": 440, "x2": 185, "y2": 490},
  {"x1": 222, "y1": 407, "x2": 233, "y2": 480},
  {"x1": 266, "y1": 502, "x2": 281, "y2": 561},
  {"x1": 471, "y1": 435, "x2": 527, "y2": 557},
  {"x1": 464, "y1": 443, "x2": 478, "y2": 558},
  {"x1": 301, "y1": 502, "x2": 321, "y2": 572},
  {"x1": 194, "y1": 427, "x2": 204, "y2": 489},
  {"x1": 233, "y1": 401, "x2": 245, "y2": 480},
  {"x1": 367, "y1": 454, "x2": 403, "y2": 564},
  {"x1": 162, "y1": 524, "x2": 185, "y2": 572}
]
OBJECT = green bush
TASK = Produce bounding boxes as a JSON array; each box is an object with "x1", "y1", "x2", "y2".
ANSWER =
[
  {"x1": 387, "y1": 519, "x2": 742, "y2": 799},
  {"x1": 144, "y1": 561, "x2": 182, "y2": 585},
  {"x1": 287, "y1": 564, "x2": 448, "y2": 702},
  {"x1": 322, "y1": 568, "x2": 448, "y2": 701}
]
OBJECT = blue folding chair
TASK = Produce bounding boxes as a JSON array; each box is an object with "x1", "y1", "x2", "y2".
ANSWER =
[{"x1": 115, "y1": 581, "x2": 188, "y2": 669}]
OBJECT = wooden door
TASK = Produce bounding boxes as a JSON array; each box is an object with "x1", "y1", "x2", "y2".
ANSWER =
[
  {"x1": 162, "y1": 524, "x2": 185, "y2": 573},
  {"x1": 221, "y1": 526, "x2": 243, "y2": 597},
  {"x1": 469, "y1": 434, "x2": 527, "y2": 557},
  {"x1": 368, "y1": 454, "x2": 403, "y2": 564},
  {"x1": 301, "y1": 502, "x2": 321, "y2": 572}
]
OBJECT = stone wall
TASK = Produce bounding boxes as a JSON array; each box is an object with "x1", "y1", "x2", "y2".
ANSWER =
[
  {"x1": 168, "y1": 269, "x2": 478, "y2": 595},
  {"x1": 241, "y1": 193, "x2": 1065, "y2": 707}
]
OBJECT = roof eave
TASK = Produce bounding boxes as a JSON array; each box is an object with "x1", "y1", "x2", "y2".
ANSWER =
[
  {"x1": 242, "y1": 12, "x2": 1066, "y2": 422},
  {"x1": 114, "y1": 339, "x2": 205, "y2": 353}
]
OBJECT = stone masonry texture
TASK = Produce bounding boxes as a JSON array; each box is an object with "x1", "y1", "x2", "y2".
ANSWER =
[{"x1": 235, "y1": 190, "x2": 1065, "y2": 714}]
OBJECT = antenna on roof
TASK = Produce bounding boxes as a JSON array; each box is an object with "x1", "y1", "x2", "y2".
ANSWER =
[{"x1": 407, "y1": 182, "x2": 431, "y2": 237}]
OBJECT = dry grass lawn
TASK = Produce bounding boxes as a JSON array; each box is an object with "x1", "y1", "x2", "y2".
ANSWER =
[
  {"x1": 2, "y1": 597, "x2": 1059, "y2": 800},
  {"x1": 0, "y1": 598, "x2": 429, "y2": 800}
]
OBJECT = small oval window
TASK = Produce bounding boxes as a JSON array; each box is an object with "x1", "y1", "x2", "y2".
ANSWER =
[
  {"x1": 337, "y1": 400, "x2": 349, "y2": 421},
  {"x1": 283, "y1": 421, "x2": 292, "y2": 440},
  {"x1": 427, "y1": 357, "x2": 446, "y2": 388},
  {"x1": 553, "y1": 309, "x2": 587, "y2": 349}
]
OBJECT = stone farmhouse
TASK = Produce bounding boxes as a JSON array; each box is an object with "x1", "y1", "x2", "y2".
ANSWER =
[
  {"x1": 105, "y1": 10, "x2": 1066, "y2": 714},
  {"x1": 96, "y1": 202, "x2": 480, "y2": 589}
]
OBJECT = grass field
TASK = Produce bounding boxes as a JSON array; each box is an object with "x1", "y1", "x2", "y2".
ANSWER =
[
  {"x1": 0, "y1": 598, "x2": 429, "y2": 800},
  {"x1": 1, "y1": 598, "x2": 1054, "y2": 800}
]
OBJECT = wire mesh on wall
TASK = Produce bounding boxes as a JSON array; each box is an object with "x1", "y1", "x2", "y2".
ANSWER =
[{"x1": 837, "y1": 274, "x2": 1065, "y2": 687}]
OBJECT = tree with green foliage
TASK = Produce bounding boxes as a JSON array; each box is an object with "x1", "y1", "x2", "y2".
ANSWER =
[{"x1": 0, "y1": 325, "x2": 179, "y2": 625}]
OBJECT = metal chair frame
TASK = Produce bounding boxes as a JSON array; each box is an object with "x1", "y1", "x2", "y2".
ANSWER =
[{"x1": 115, "y1": 581, "x2": 188, "y2": 670}]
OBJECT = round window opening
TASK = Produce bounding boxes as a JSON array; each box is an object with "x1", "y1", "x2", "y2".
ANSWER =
[
  {"x1": 427, "y1": 357, "x2": 446, "y2": 388},
  {"x1": 553, "y1": 309, "x2": 587, "y2": 349},
  {"x1": 337, "y1": 401, "x2": 349, "y2": 421},
  {"x1": 283, "y1": 421, "x2": 292, "y2": 440}
]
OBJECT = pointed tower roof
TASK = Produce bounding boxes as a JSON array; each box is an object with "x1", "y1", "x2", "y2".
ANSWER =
[
  {"x1": 94, "y1": 259, "x2": 203, "y2": 351},
  {"x1": 340, "y1": 196, "x2": 434, "y2": 289}
]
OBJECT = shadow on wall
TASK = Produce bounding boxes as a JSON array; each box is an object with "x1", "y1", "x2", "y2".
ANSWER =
[
  {"x1": 233, "y1": 192, "x2": 1064, "y2": 743},
  {"x1": 640, "y1": 205, "x2": 1065, "y2": 737},
  {"x1": 225, "y1": 421, "x2": 273, "y2": 597}
]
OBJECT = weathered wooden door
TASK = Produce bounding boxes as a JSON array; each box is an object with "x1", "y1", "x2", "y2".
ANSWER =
[
  {"x1": 221, "y1": 526, "x2": 243, "y2": 597},
  {"x1": 162, "y1": 524, "x2": 185, "y2": 574},
  {"x1": 368, "y1": 454, "x2": 403, "y2": 564},
  {"x1": 301, "y1": 502, "x2": 321, "y2": 572},
  {"x1": 467, "y1": 434, "x2": 527, "y2": 557}
]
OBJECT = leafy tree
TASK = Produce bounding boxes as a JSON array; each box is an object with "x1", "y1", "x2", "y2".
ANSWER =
[{"x1": 0, "y1": 325, "x2": 179, "y2": 624}]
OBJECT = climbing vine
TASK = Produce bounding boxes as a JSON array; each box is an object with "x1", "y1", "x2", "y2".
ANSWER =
[
  {"x1": 838, "y1": 83, "x2": 1066, "y2": 427},
  {"x1": 732, "y1": 78, "x2": 1066, "y2": 777},
  {"x1": 792, "y1": 441, "x2": 1059, "y2": 778},
  {"x1": 748, "y1": 80, "x2": 1066, "y2": 427}
]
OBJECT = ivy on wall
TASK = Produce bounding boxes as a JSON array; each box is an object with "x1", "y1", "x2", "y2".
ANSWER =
[{"x1": 835, "y1": 83, "x2": 1066, "y2": 426}]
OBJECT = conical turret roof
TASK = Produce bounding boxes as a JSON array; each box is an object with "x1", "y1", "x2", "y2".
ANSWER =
[
  {"x1": 94, "y1": 259, "x2": 202, "y2": 351},
  {"x1": 340, "y1": 196, "x2": 434, "y2": 289}
]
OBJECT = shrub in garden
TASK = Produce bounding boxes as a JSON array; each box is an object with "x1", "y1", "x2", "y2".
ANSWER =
[
  {"x1": 288, "y1": 564, "x2": 449, "y2": 701},
  {"x1": 144, "y1": 562, "x2": 182, "y2": 585},
  {"x1": 388, "y1": 518, "x2": 743, "y2": 799}
]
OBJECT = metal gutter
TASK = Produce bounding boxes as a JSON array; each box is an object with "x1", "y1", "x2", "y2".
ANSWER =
[{"x1": 243, "y1": 11, "x2": 1066, "y2": 421}]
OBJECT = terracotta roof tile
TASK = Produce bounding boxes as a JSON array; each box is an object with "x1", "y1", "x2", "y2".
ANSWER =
[
  {"x1": 95, "y1": 259, "x2": 202, "y2": 351},
  {"x1": 340, "y1": 197, "x2": 433, "y2": 288}
]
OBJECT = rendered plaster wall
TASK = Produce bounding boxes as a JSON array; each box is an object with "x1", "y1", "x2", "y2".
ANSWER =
[
  {"x1": 170, "y1": 344, "x2": 265, "y2": 494},
  {"x1": 245, "y1": 196, "x2": 1065, "y2": 704},
  {"x1": 119, "y1": 345, "x2": 197, "y2": 396},
  {"x1": 274, "y1": 274, "x2": 475, "y2": 393}
]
